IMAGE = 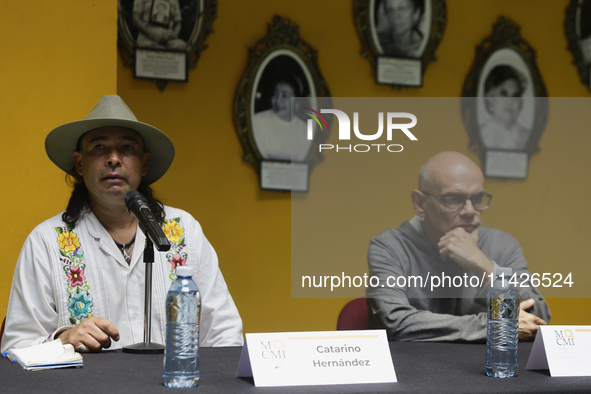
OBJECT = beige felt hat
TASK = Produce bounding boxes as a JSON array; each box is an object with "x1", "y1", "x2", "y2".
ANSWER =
[{"x1": 45, "y1": 95, "x2": 175, "y2": 185}]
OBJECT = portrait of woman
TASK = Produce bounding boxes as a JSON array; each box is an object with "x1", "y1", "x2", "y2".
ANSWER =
[
  {"x1": 462, "y1": 17, "x2": 546, "y2": 178},
  {"x1": 251, "y1": 51, "x2": 315, "y2": 162},
  {"x1": 373, "y1": 0, "x2": 429, "y2": 58},
  {"x1": 476, "y1": 49, "x2": 535, "y2": 151},
  {"x1": 479, "y1": 65, "x2": 530, "y2": 150}
]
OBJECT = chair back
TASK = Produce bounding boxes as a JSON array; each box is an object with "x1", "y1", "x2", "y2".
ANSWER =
[{"x1": 336, "y1": 298, "x2": 369, "y2": 330}]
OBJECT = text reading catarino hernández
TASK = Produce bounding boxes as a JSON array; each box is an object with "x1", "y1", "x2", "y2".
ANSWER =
[{"x1": 313, "y1": 345, "x2": 370, "y2": 368}]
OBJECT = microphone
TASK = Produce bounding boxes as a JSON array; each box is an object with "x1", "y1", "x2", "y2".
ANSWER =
[{"x1": 125, "y1": 191, "x2": 171, "y2": 252}]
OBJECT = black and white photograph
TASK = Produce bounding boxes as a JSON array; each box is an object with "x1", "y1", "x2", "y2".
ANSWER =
[
  {"x1": 462, "y1": 17, "x2": 547, "y2": 179},
  {"x1": 119, "y1": 0, "x2": 200, "y2": 51},
  {"x1": 565, "y1": 0, "x2": 591, "y2": 90},
  {"x1": 233, "y1": 16, "x2": 331, "y2": 191},
  {"x1": 579, "y1": 0, "x2": 591, "y2": 62},
  {"x1": 354, "y1": 0, "x2": 446, "y2": 87},
  {"x1": 476, "y1": 49, "x2": 535, "y2": 151},
  {"x1": 251, "y1": 51, "x2": 315, "y2": 162},
  {"x1": 118, "y1": 0, "x2": 216, "y2": 89},
  {"x1": 372, "y1": 0, "x2": 430, "y2": 58}
]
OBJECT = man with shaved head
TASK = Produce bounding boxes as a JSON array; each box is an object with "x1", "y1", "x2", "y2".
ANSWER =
[{"x1": 366, "y1": 151, "x2": 550, "y2": 342}]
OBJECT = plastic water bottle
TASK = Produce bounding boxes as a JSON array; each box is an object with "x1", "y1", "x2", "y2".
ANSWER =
[
  {"x1": 485, "y1": 267, "x2": 519, "y2": 378},
  {"x1": 163, "y1": 266, "x2": 201, "y2": 388}
]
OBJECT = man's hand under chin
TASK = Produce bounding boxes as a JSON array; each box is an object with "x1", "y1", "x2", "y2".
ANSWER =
[{"x1": 438, "y1": 225, "x2": 494, "y2": 277}]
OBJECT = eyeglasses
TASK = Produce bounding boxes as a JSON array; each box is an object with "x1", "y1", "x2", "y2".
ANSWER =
[{"x1": 420, "y1": 191, "x2": 493, "y2": 212}]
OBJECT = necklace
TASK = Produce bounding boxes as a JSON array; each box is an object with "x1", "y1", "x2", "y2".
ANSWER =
[{"x1": 113, "y1": 233, "x2": 136, "y2": 264}]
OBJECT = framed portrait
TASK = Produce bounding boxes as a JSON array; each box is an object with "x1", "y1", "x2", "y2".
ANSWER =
[
  {"x1": 354, "y1": 0, "x2": 446, "y2": 87},
  {"x1": 565, "y1": 0, "x2": 591, "y2": 91},
  {"x1": 462, "y1": 17, "x2": 548, "y2": 179},
  {"x1": 117, "y1": 0, "x2": 217, "y2": 90},
  {"x1": 233, "y1": 16, "x2": 331, "y2": 192}
]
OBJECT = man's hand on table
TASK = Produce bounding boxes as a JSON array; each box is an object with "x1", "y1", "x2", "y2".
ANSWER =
[
  {"x1": 519, "y1": 298, "x2": 547, "y2": 341},
  {"x1": 56, "y1": 316, "x2": 120, "y2": 352}
]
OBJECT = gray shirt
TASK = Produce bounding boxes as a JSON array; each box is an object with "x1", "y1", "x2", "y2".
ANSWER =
[{"x1": 366, "y1": 217, "x2": 551, "y2": 342}]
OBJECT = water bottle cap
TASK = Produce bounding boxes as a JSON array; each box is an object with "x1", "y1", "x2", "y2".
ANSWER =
[
  {"x1": 176, "y1": 266, "x2": 193, "y2": 277},
  {"x1": 495, "y1": 267, "x2": 512, "y2": 279}
]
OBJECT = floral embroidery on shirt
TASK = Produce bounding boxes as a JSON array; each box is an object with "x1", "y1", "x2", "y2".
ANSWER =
[
  {"x1": 67, "y1": 265, "x2": 86, "y2": 287},
  {"x1": 56, "y1": 225, "x2": 93, "y2": 325},
  {"x1": 162, "y1": 218, "x2": 187, "y2": 280},
  {"x1": 58, "y1": 231, "x2": 80, "y2": 252},
  {"x1": 68, "y1": 293, "x2": 93, "y2": 320}
]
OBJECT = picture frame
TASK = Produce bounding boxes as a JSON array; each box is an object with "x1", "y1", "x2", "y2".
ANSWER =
[
  {"x1": 565, "y1": 0, "x2": 591, "y2": 91},
  {"x1": 117, "y1": 0, "x2": 217, "y2": 90},
  {"x1": 353, "y1": 0, "x2": 447, "y2": 87},
  {"x1": 233, "y1": 16, "x2": 331, "y2": 192},
  {"x1": 461, "y1": 17, "x2": 548, "y2": 179}
]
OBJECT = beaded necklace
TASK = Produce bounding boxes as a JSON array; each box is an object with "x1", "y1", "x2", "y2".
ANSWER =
[{"x1": 113, "y1": 234, "x2": 136, "y2": 264}]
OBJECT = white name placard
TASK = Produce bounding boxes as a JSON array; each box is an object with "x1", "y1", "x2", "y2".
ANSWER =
[
  {"x1": 526, "y1": 325, "x2": 591, "y2": 377},
  {"x1": 236, "y1": 330, "x2": 396, "y2": 387}
]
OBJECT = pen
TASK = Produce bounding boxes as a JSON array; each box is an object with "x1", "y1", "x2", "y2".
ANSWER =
[{"x1": 1, "y1": 350, "x2": 17, "y2": 363}]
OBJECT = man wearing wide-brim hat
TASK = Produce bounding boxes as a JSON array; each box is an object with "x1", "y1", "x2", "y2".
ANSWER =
[{"x1": 1, "y1": 95, "x2": 243, "y2": 352}]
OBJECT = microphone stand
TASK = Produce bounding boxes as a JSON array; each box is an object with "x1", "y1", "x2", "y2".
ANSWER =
[{"x1": 123, "y1": 233, "x2": 167, "y2": 354}]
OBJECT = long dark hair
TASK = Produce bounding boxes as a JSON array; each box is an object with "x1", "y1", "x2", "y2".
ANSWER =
[{"x1": 62, "y1": 169, "x2": 165, "y2": 226}]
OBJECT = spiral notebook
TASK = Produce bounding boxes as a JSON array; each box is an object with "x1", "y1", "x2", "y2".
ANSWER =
[{"x1": 3, "y1": 339, "x2": 83, "y2": 371}]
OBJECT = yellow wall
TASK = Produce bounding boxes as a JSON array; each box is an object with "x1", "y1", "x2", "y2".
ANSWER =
[
  {"x1": 2, "y1": 0, "x2": 590, "y2": 335},
  {"x1": 117, "y1": 0, "x2": 590, "y2": 332},
  {"x1": 0, "y1": 1, "x2": 117, "y2": 318}
]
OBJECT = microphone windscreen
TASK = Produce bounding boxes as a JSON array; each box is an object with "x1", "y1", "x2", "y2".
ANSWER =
[{"x1": 125, "y1": 191, "x2": 147, "y2": 212}]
